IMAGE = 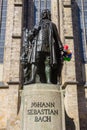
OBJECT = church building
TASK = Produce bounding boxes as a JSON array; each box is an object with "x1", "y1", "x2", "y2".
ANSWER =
[{"x1": 0, "y1": 0, "x2": 87, "y2": 129}]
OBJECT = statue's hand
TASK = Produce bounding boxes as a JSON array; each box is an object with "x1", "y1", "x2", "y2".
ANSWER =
[{"x1": 59, "y1": 47, "x2": 63, "y2": 51}]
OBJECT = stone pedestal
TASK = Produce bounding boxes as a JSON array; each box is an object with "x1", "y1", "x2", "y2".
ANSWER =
[{"x1": 21, "y1": 84, "x2": 65, "y2": 130}]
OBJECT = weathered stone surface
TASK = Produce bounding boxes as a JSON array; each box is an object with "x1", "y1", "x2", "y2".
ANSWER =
[
  {"x1": 0, "y1": 88, "x2": 8, "y2": 129},
  {"x1": 3, "y1": 0, "x2": 22, "y2": 83},
  {"x1": 0, "y1": 0, "x2": 87, "y2": 129},
  {"x1": 7, "y1": 84, "x2": 21, "y2": 130},
  {"x1": 64, "y1": 85, "x2": 80, "y2": 129},
  {"x1": 21, "y1": 84, "x2": 65, "y2": 130},
  {"x1": 0, "y1": 64, "x2": 3, "y2": 81}
]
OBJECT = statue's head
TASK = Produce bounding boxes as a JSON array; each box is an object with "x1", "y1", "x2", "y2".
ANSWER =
[{"x1": 41, "y1": 9, "x2": 51, "y2": 20}]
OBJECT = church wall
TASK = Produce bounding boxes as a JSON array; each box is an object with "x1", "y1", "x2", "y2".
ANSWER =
[
  {"x1": 0, "y1": 0, "x2": 87, "y2": 129},
  {"x1": 0, "y1": 0, "x2": 22, "y2": 129},
  {"x1": 72, "y1": 1, "x2": 87, "y2": 129},
  {"x1": 3, "y1": 0, "x2": 22, "y2": 83},
  {"x1": 61, "y1": 0, "x2": 80, "y2": 129},
  {"x1": 0, "y1": 64, "x2": 3, "y2": 81}
]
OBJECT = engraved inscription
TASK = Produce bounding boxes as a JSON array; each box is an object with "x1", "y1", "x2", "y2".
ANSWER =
[{"x1": 27, "y1": 102, "x2": 58, "y2": 122}]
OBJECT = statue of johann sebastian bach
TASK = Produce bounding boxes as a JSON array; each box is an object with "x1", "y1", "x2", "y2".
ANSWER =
[{"x1": 21, "y1": 9, "x2": 63, "y2": 85}]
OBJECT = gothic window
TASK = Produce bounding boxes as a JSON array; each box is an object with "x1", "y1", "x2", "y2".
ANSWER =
[
  {"x1": 23, "y1": 0, "x2": 51, "y2": 29},
  {"x1": 0, "y1": 0, "x2": 7, "y2": 63},
  {"x1": 77, "y1": 0, "x2": 87, "y2": 62},
  {"x1": 34, "y1": 0, "x2": 51, "y2": 25},
  {"x1": 0, "y1": 0, "x2": 2, "y2": 28}
]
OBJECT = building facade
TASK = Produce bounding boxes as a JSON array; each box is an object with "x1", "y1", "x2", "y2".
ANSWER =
[{"x1": 0, "y1": 0, "x2": 87, "y2": 129}]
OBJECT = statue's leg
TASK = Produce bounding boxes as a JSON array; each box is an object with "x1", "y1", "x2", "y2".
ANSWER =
[
  {"x1": 28, "y1": 64, "x2": 37, "y2": 84},
  {"x1": 24, "y1": 64, "x2": 30, "y2": 85},
  {"x1": 24, "y1": 67, "x2": 28, "y2": 83},
  {"x1": 39, "y1": 63, "x2": 46, "y2": 83},
  {"x1": 57, "y1": 62, "x2": 63, "y2": 85},
  {"x1": 51, "y1": 66, "x2": 57, "y2": 84},
  {"x1": 37, "y1": 52, "x2": 46, "y2": 83},
  {"x1": 45, "y1": 56, "x2": 51, "y2": 84},
  {"x1": 24, "y1": 64, "x2": 37, "y2": 85}
]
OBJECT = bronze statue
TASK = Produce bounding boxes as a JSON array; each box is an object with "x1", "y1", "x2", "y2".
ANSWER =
[{"x1": 21, "y1": 9, "x2": 63, "y2": 85}]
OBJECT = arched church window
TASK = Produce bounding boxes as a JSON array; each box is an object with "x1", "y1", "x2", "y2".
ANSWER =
[
  {"x1": 34, "y1": 0, "x2": 51, "y2": 25},
  {"x1": 23, "y1": 0, "x2": 51, "y2": 29},
  {"x1": 77, "y1": 0, "x2": 87, "y2": 62},
  {"x1": 0, "y1": 0, "x2": 7, "y2": 63}
]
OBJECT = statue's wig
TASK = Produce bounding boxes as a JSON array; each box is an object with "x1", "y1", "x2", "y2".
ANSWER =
[{"x1": 40, "y1": 9, "x2": 51, "y2": 20}]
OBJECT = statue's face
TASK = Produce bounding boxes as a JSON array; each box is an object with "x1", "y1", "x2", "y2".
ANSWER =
[{"x1": 41, "y1": 9, "x2": 51, "y2": 20}]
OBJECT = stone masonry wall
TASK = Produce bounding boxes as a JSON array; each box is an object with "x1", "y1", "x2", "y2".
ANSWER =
[
  {"x1": 0, "y1": 64, "x2": 3, "y2": 81},
  {"x1": 1, "y1": 0, "x2": 87, "y2": 129},
  {"x1": 61, "y1": 0, "x2": 80, "y2": 129},
  {"x1": 0, "y1": 0, "x2": 22, "y2": 129},
  {"x1": 0, "y1": 87, "x2": 8, "y2": 129},
  {"x1": 71, "y1": 1, "x2": 87, "y2": 129},
  {"x1": 3, "y1": 0, "x2": 22, "y2": 83},
  {"x1": 7, "y1": 84, "x2": 21, "y2": 130}
]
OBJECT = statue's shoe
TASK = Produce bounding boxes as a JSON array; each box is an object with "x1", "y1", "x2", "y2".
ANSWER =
[
  {"x1": 47, "y1": 81, "x2": 52, "y2": 84},
  {"x1": 24, "y1": 79, "x2": 35, "y2": 85}
]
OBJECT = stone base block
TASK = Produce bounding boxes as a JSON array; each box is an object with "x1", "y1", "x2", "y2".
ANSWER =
[{"x1": 21, "y1": 84, "x2": 65, "y2": 130}]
